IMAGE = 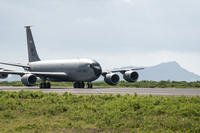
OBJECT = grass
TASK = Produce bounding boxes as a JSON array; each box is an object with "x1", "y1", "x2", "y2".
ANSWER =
[
  {"x1": 1, "y1": 80, "x2": 200, "y2": 88},
  {"x1": 0, "y1": 91, "x2": 200, "y2": 132}
]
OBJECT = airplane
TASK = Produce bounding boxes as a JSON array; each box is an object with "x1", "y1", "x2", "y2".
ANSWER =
[{"x1": 0, "y1": 26, "x2": 143, "y2": 89}]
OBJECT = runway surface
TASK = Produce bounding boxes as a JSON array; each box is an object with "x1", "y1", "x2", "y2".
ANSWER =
[{"x1": 0, "y1": 86, "x2": 200, "y2": 96}]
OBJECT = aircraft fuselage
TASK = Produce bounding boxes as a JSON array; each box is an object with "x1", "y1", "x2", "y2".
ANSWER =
[{"x1": 28, "y1": 58, "x2": 102, "y2": 82}]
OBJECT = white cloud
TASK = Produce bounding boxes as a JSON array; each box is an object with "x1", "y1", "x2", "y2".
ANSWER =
[
  {"x1": 0, "y1": 0, "x2": 199, "y2": 75},
  {"x1": 110, "y1": 0, "x2": 137, "y2": 6},
  {"x1": 122, "y1": 0, "x2": 136, "y2": 4}
]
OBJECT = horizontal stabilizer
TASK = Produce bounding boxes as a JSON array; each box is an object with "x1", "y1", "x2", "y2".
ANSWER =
[
  {"x1": 0, "y1": 70, "x2": 68, "y2": 78},
  {"x1": 0, "y1": 62, "x2": 30, "y2": 69}
]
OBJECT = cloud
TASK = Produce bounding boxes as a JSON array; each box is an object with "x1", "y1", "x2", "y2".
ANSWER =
[
  {"x1": 122, "y1": 0, "x2": 136, "y2": 4},
  {"x1": 0, "y1": 0, "x2": 199, "y2": 74}
]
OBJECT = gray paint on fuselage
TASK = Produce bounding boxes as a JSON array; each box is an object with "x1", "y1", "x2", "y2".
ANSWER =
[{"x1": 28, "y1": 58, "x2": 101, "y2": 82}]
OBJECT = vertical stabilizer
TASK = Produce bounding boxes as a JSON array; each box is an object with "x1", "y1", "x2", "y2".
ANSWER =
[{"x1": 25, "y1": 26, "x2": 41, "y2": 62}]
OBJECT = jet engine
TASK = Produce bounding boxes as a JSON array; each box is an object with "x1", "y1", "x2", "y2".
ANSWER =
[
  {"x1": 123, "y1": 71, "x2": 139, "y2": 82},
  {"x1": 0, "y1": 74, "x2": 8, "y2": 79},
  {"x1": 21, "y1": 74, "x2": 37, "y2": 86},
  {"x1": 104, "y1": 73, "x2": 120, "y2": 85}
]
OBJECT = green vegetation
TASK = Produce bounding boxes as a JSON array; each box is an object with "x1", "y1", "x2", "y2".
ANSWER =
[
  {"x1": 94, "y1": 80, "x2": 200, "y2": 88},
  {"x1": 0, "y1": 91, "x2": 200, "y2": 132},
  {"x1": 1, "y1": 80, "x2": 200, "y2": 88}
]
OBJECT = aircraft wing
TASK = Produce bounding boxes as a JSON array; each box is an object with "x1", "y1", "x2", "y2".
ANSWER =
[
  {"x1": 0, "y1": 68, "x2": 13, "y2": 71},
  {"x1": 0, "y1": 62, "x2": 30, "y2": 69},
  {"x1": 102, "y1": 68, "x2": 144, "y2": 75},
  {"x1": 0, "y1": 70, "x2": 67, "y2": 78},
  {"x1": 111, "y1": 68, "x2": 144, "y2": 73}
]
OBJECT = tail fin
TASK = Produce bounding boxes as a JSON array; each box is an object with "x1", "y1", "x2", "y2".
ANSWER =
[{"x1": 25, "y1": 26, "x2": 41, "y2": 62}]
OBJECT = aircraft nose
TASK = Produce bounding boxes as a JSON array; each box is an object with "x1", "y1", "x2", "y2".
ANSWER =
[{"x1": 90, "y1": 63, "x2": 102, "y2": 77}]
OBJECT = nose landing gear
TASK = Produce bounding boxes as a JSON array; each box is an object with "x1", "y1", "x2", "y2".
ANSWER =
[
  {"x1": 87, "y1": 82, "x2": 93, "y2": 88},
  {"x1": 73, "y1": 82, "x2": 93, "y2": 88},
  {"x1": 73, "y1": 82, "x2": 85, "y2": 88}
]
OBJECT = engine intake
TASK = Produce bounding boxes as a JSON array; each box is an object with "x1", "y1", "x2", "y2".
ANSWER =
[
  {"x1": 21, "y1": 74, "x2": 37, "y2": 86},
  {"x1": 0, "y1": 74, "x2": 8, "y2": 79},
  {"x1": 123, "y1": 71, "x2": 139, "y2": 82},
  {"x1": 104, "y1": 73, "x2": 120, "y2": 85}
]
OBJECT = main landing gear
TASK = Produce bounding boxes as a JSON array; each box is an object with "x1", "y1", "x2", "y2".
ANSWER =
[
  {"x1": 40, "y1": 82, "x2": 51, "y2": 89},
  {"x1": 73, "y1": 82, "x2": 93, "y2": 88},
  {"x1": 39, "y1": 81, "x2": 92, "y2": 89}
]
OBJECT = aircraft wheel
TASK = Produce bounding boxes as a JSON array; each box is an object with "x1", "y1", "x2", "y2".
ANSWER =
[
  {"x1": 40, "y1": 83, "x2": 43, "y2": 88},
  {"x1": 87, "y1": 82, "x2": 93, "y2": 88},
  {"x1": 46, "y1": 82, "x2": 51, "y2": 88},
  {"x1": 40, "y1": 82, "x2": 51, "y2": 89},
  {"x1": 73, "y1": 82, "x2": 78, "y2": 88},
  {"x1": 73, "y1": 82, "x2": 85, "y2": 88},
  {"x1": 40, "y1": 83, "x2": 46, "y2": 88},
  {"x1": 80, "y1": 82, "x2": 85, "y2": 88}
]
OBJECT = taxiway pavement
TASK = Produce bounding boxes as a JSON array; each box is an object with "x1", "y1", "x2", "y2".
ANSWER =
[{"x1": 0, "y1": 86, "x2": 200, "y2": 96}]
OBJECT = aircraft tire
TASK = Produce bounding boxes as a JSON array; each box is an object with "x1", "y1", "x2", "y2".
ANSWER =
[
  {"x1": 87, "y1": 82, "x2": 93, "y2": 88},
  {"x1": 73, "y1": 82, "x2": 85, "y2": 88},
  {"x1": 40, "y1": 82, "x2": 51, "y2": 89},
  {"x1": 39, "y1": 83, "x2": 43, "y2": 88},
  {"x1": 73, "y1": 82, "x2": 77, "y2": 88},
  {"x1": 40, "y1": 83, "x2": 45, "y2": 89},
  {"x1": 80, "y1": 82, "x2": 85, "y2": 88},
  {"x1": 46, "y1": 82, "x2": 51, "y2": 88}
]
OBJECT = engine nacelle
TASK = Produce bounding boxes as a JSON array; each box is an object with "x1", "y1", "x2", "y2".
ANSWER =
[
  {"x1": 21, "y1": 74, "x2": 37, "y2": 86},
  {"x1": 123, "y1": 71, "x2": 139, "y2": 82},
  {"x1": 104, "y1": 73, "x2": 120, "y2": 85},
  {"x1": 0, "y1": 74, "x2": 8, "y2": 79}
]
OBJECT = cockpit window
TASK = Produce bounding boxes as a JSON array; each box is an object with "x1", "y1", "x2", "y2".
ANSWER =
[{"x1": 92, "y1": 63, "x2": 100, "y2": 66}]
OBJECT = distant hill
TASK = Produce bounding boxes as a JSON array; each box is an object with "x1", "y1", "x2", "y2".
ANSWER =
[
  {"x1": 1, "y1": 61, "x2": 200, "y2": 82},
  {"x1": 137, "y1": 61, "x2": 200, "y2": 81},
  {"x1": 105, "y1": 61, "x2": 200, "y2": 82}
]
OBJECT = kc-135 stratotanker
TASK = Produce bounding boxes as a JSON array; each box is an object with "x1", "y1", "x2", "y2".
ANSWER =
[{"x1": 0, "y1": 26, "x2": 143, "y2": 88}]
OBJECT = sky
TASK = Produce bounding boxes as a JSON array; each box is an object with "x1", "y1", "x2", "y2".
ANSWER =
[{"x1": 0, "y1": 0, "x2": 200, "y2": 74}]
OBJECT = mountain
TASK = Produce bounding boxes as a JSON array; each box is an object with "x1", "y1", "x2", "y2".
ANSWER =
[
  {"x1": 137, "y1": 61, "x2": 200, "y2": 81},
  {"x1": 97, "y1": 61, "x2": 200, "y2": 82}
]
